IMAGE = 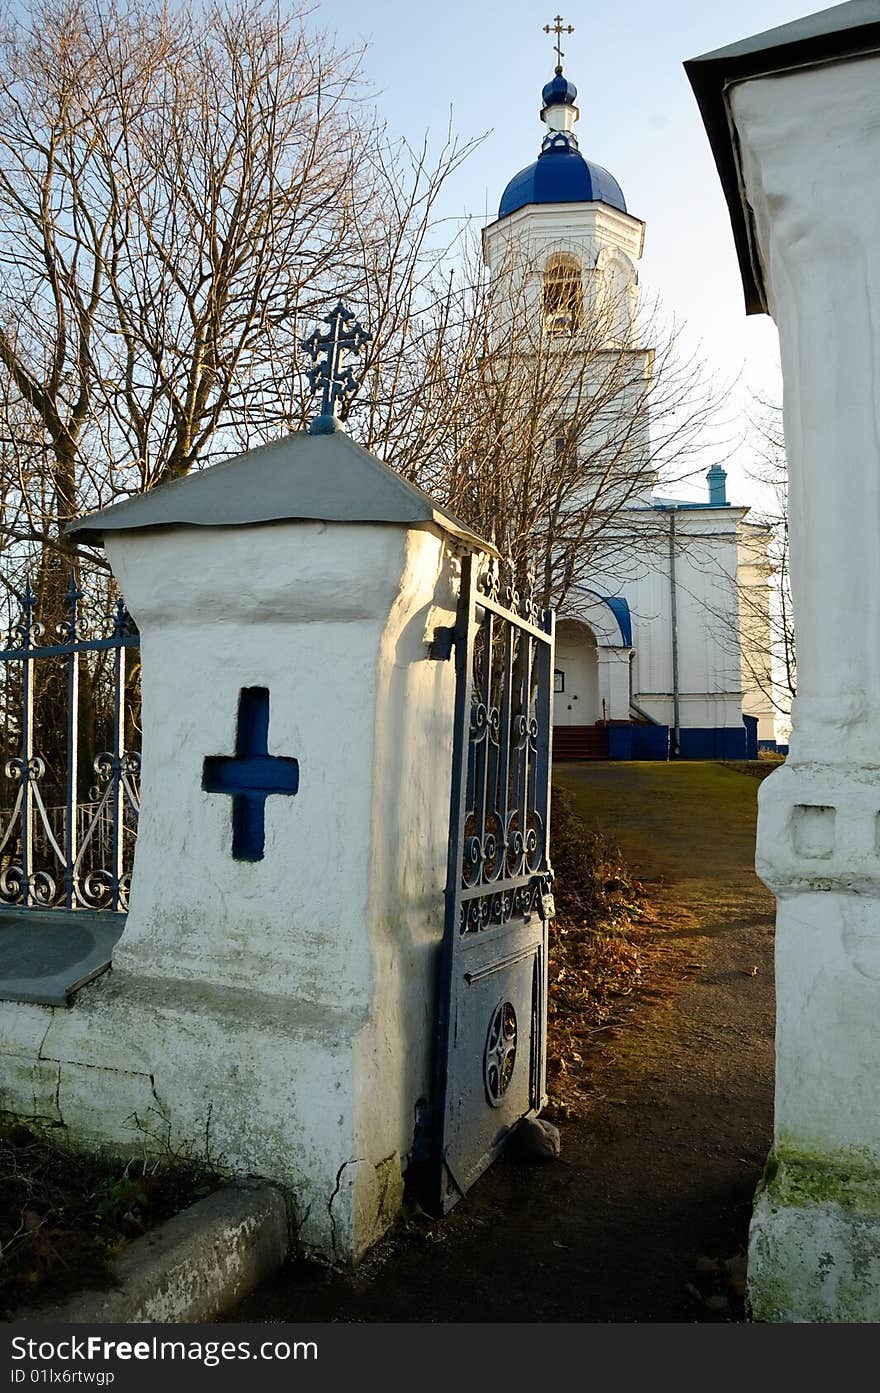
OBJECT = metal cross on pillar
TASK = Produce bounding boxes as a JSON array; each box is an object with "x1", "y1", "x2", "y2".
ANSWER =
[
  {"x1": 301, "y1": 301, "x2": 372, "y2": 435},
  {"x1": 543, "y1": 14, "x2": 574, "y2": 69},
  {"x1": 202, "y1": 687, "x2": 299, "y2": 861}
]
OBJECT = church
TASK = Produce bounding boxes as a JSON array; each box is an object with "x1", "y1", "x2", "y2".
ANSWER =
[{"x1": 481, "y1": 37, "x2": 776, "y2": 761}]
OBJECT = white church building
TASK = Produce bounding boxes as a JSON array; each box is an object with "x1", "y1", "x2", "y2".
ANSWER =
[{"x1": 483, "y1": 54, "x2": 776, "y2": 761}]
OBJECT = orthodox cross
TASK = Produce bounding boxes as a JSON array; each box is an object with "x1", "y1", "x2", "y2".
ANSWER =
[
  {"x1": 301, "y1": 300, "x2": 372, "y2": 434},
  {"x1": 202, "y1": 688, "x2": 299, "y2": 862},
  {"x1": 543, "y1": 14, "x2": 574, "y2": 68}
]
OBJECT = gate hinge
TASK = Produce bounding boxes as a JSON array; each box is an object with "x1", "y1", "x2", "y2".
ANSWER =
[
  {"x1": 410, "y1": 1098, "x2": 435, "y2": 1162},
  {"x1": 428, "y1": 626, "x2": 456, "y2": 661}
]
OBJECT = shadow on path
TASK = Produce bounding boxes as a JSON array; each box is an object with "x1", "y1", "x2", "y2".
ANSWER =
[{"x1": 227, "y1": 761, "x2": 776, "y2": 1323}]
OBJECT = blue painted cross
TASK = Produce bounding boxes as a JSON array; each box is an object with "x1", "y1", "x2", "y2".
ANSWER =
[{"x1": 202, "y1": 688, "x2": 299, "y2": 862}]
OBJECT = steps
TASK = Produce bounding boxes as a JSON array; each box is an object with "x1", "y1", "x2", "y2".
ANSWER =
[{"x1": 552, "y1": 724, "x2": 610, "y2": 761}]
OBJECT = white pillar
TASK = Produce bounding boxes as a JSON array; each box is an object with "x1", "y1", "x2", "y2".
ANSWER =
[
  {"x1": 25, "y1": 518, "x2": 463, "y2": 1264},
  {"x1": 597, "y1": 646, "x2": 631, "y2": 721},
  {"x1": 729, "y1": 51, "x2": 880, "y2": 1321}
]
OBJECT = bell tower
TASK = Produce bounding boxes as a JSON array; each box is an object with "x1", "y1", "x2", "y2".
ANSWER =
[
  {"x1": 481, "y1": 19, "x2": 654, "y2": 507},
  {"x1": 482, "y1": 22, "x2": 646, "y2": 353}
]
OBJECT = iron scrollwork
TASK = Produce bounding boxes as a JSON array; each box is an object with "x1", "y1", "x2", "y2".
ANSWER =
[
  {"x1": 458, "y1": 559, "x2": 554, "y2": 935},
  {"x1": 484, "y1": 1000, "x2": 518, "y2": 1107},
  {"x1": 0, "y1": 576, "x2": 141, "y2": 912}
]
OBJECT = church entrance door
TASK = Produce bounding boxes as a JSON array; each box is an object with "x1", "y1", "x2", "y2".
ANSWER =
[{"x1": 554, "y1": 619, "x2": 600, "y2": 725}]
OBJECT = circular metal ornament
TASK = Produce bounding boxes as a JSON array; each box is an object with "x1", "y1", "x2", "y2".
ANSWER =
[{"x1": 484, "y1": 1000, "x2": 517, "y2": 1107}]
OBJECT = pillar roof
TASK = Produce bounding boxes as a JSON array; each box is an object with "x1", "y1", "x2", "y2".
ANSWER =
[
  {"x1": 68, "y1": 428, "x2": 493, "y2": 553},
  {"x1": 685, "y1": 0, "x2": 880, "y2": 314}
]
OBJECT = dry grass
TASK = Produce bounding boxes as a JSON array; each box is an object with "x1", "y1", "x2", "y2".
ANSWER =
[
  {"x1": 721, "y1": 758, "x2": 782, "y2": 781},
  {"x1": 0, "y1": 1121, "x2": 218, "y2": 1316},
  {"x1": 546, "y1": 785, "x2": 656, "y2": 1119}
]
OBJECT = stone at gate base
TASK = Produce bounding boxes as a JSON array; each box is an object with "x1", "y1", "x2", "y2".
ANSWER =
[{"x1": 748, "y1": 1153, "x2": 880, "y2": 1322}]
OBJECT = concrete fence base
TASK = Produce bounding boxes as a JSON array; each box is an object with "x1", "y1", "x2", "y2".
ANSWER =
[{"x1": 16, "y1": 1183, "x2": 289, "y2": 1324}]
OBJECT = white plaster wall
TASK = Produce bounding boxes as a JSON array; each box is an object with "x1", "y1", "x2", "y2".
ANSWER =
[
  {"x1": 734, "y1": 53, "x2": 880, "y2": 1142},
  {"x1": 731, "y1": 51, "x2": 880, "y2": 1319},
  {"x1": 737, "y1": 526, "x2": 777, "y2": 742},
  {"x1": 0, "y1": 519, "x2": 462, "y2": 1263},
  {"x1": 589, "y1": 506, "x2": 746, "y2": 729},
  {"x1": 774, "y1": 890, "x2": 880, "y2": 1165},
  {"x1": 354, "y1": 529, "x2": 460, "y2": 1239},
  {"x1": 732, "y1": 57, "x2": 880, "y2": 769},
  {"x1": 0, "y1": 977, "x2": 360, "y2": 1259},
  {"x1": 109, "y1": 523, "x2": 411, "y2": 1006},
  {"x1": 554, "y1": 619, "x2": 600, "y2": 723}
]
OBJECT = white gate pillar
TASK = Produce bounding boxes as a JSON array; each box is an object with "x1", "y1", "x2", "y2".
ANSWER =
[
  {"x1": 688, "y1": 7, "x2": 880, "y2": 1321},
  {"x1": 48, "y1": 423, "x2": 491, "y2": 1265}
]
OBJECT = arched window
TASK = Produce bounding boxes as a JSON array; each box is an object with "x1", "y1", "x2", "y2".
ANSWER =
[
  {"x1": 542, "y1": 254, "x2": 583, "y2": 337},
  {"x1": 594, "y1": 247, "x2": 637, "y2": 345}
]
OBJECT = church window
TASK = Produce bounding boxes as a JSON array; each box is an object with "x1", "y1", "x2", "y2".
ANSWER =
[{"x1": 542, "y1": 254, "x2": 583, "y2": 336}]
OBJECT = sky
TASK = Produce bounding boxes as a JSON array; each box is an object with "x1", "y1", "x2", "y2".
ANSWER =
[{"x1": 318, "y1": 0, "x2": 813, "y2": 506}]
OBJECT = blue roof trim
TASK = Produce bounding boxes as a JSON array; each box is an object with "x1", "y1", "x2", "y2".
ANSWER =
[
  {"x1": 603, "y1": 596, "x2": 633, "y2": 648},
  {"x1": 499, "y1": 148, "x2": 627, "y2": 219},
  {"x1": 576, "y1": 587, "x2": 633, "y2": 648},
  {"x1": 651, "y1": 500, "x2": 731, "y2": 510}
]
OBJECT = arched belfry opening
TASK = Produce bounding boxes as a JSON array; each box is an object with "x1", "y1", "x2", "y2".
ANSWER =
[{"x1": 542, "y1": 253, "x2": 583, "y2": 336}]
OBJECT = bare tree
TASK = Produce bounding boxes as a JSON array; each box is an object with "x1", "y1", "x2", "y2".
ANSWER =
[
  {"x1": 343, "y1": 234, "x2": 730, "y2": 611},
  {"x1": 692, "y1": 396, "x2": 793, "y2": 736},
  {"x1": 0, "y1": 0, "x2": 484, "y2": 798},
  {"x1": 0, "y1": 0, "x2": 479, "y2": 581},
  {"x1": 0, "y1": 0, "x2": 727, "y2": 631},
  {"x1": 740, "y1": 400, "x2": 795, "y2": 726}
]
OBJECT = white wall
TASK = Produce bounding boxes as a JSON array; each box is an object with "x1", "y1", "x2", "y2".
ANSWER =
[
  {"x1": 731, "y1": 49, "x2": 880, "y2": 1320},
  {"x1": 587, "y1": 505, "x2": 746, "y2": 731},
  {"x1": 0, "y1": 519, "x2": 463, "y2": 1263},
  {"x1": 554, "y1": 619, "x2": 600, "y2": 723},
  {"x1": 737, "y1": 523, "x2": 777, "y2": 742}
]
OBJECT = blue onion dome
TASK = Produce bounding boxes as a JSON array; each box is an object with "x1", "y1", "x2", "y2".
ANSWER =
[
  {"x1": 499, "y1": 66, "x2": 627, "y2": 220},
  {"x1": 499, "y1": 154, "x2": 626, "y2": 218},
  {"x1": 542, "y1": 68, "x2": 577, "y2": 109}
]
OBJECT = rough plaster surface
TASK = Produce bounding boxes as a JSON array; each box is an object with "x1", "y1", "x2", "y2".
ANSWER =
[
  {"x1": 750, "y1": 1158, "x2": 880, "y2": 1323},
  {"x1": 730, "y1": 53, "x2": 880, "y2": 1319},
  {"x1": 0, "y1": 518, "x2": 461, "y2": 1263}
]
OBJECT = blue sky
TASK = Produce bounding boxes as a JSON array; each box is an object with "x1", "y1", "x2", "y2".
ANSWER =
[{"x1": 320, "y1": 0, "x2": 813, "y2": 503}]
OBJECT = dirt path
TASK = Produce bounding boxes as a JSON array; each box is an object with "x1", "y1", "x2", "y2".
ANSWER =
[{"x1": 228, "y1": 761, "x2": 776, "y2": 1323}]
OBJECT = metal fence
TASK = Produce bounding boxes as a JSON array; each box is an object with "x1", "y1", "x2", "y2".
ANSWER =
[{"x1": 0, "y1": 577, "x2": 140, "y2": 911}]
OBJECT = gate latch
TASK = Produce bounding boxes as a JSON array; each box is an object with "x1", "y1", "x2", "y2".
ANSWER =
[{"x1": 428, "y1": 626, "x2": 456, "y2": 661}]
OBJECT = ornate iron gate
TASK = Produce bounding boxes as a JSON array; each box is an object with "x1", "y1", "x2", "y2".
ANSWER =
[
  {"x1": 434, "y1": 553, "x2": 555, "y2": 1212},
  {"x1": 0, "y1": 579, "x2": 140, "y2": 911}
]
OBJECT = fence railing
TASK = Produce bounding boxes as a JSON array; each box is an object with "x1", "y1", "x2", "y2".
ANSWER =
[{"x1": 0, "y1": 577, "x2": 140, "y2": 912}]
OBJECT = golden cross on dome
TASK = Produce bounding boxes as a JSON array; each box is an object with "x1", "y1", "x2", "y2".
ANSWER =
[{"x1": 543, "y1": 14, "x2": 574, "y2": 69}]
